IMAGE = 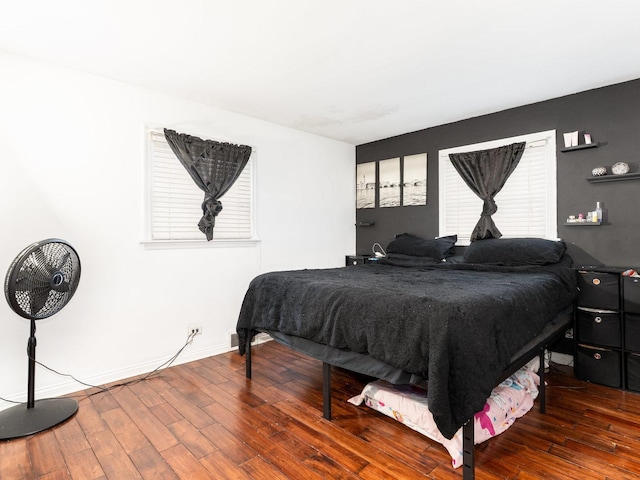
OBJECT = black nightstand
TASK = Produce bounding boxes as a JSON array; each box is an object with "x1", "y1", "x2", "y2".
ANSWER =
[
  {"x1": 345, "y1": 255, "x2": 376, "y2": 266},
  {"x1": 574, "y1": 266, "x2": 640, "y2": 391}
]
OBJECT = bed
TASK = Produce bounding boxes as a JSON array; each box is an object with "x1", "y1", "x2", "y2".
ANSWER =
[{"x1": 236, "y1": 236, "x2": 577, "y2": 479}]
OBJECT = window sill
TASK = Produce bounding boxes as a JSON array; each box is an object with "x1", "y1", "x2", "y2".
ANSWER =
[{"x1": 140, "y1": 238, "x2": 261, "y2": 250}]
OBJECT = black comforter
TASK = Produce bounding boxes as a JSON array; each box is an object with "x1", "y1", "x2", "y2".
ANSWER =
[{"x1": 236, "y1": 258, "x2": 577, "y2": 439}]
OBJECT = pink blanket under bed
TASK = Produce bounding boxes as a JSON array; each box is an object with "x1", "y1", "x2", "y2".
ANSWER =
[{"x1": 348, "y1": 358, "x2": 540, "y2": 469}]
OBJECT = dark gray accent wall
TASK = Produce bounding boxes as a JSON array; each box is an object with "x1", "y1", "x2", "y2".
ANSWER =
[{"x1": 356, "y1": 78, "x2": 640, "y2": 267}]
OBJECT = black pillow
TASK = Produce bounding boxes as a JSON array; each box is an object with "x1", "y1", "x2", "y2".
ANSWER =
[
  {"x1": 386, "y1": 234, "x2": 457, "y2": 260},
  {"x1": 462, "y1": 238, "x2": 566, "y2": 266},
  {"x1": 378, "y1": 253, "x2": 442, "y2": 267}
]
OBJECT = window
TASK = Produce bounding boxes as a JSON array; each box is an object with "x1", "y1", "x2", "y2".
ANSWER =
[
  {"x1": 145, "y1": 129, "x2": 256, "y2": 243},
  {"x1": 438, "y1": 130, "x2": 556, "y2": 245}
]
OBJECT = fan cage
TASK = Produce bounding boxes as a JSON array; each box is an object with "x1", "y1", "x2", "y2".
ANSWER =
[{"x1": 5, "y1": 239, "x2": 81, "y2": 320}]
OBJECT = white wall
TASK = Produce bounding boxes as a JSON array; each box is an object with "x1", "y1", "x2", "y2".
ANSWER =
[{"x1": 0, "y1": 51, "x2": 355, "y2": 410}]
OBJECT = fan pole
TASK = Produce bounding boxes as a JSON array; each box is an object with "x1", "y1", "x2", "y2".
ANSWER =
[
  {"x1": 0, "y1": 317, "x2": 78, "y2": 440},
  {"x1": 26, "y1": 318, "x2": 37, "y2": 409}
]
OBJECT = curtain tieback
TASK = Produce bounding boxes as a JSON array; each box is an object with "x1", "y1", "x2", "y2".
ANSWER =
[
  {"x1": 199, "y1": 197, "x2": 223, "y2": 231},
  {"x1": 481, "y1": 197, "x2": 498, "y2": 216}
]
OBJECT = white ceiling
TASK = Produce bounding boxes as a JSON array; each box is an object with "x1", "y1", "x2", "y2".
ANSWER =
[{"x1": 2, "y1": 0, "x2": 640, "y2": 145}]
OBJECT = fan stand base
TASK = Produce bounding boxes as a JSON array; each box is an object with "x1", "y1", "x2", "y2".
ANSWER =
[{"x1": 0, "y1": 398, "x2": 78, "y2": 441}]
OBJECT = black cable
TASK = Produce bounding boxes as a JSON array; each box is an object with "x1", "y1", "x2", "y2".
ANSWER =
[
  {"x1": 82, "y1": 330, "x2": 198, "y2": 398},
  {"x1": 0, "y1": 331, "x2": 198, "y2": 404},
  {"x1": 0, "y1": 395, "x2": 22, "y2": 404}
]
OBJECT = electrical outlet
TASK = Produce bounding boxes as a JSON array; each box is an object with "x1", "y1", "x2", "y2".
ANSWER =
[
  {"x1": 230, "y1": 333, "x2": 239, "y2": 348},
  {"x1": 188, "y1": 324, "x2": 202, "y2": 336}
]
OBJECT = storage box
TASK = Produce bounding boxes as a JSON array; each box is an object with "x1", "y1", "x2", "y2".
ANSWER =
[
  {"x1": 626, "y1": 353, "x2": 640, "y2": 392},
  {"x1": 576, "y1": 271, "x2": 620, "y2": 310},
  {"x1": 576, "y1": 308, "x2": 621, "y2": 348},
  {"x1": 625, "y1": 313, "x2": 640, "y2": 351},
  {"x1": 624, "y1": 276, "x2": 640, "y2": 314},
  {"x1": 576, "y1": 345, "x2": 621, "y2": 388}
]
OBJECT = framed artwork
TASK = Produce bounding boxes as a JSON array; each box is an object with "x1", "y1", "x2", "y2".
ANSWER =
[
  {"x1": 379, "y1": 157, "x2": 400, "y2": 208},
  {"x1": 356, "y1": 162, "x2": 376, "y2": 209},
  {"x1": 403, "y1": 153, "x2": 427, "y2": 206},
  {"x1": 356, "y1": 154, "x2": 427, "y2": 210}
]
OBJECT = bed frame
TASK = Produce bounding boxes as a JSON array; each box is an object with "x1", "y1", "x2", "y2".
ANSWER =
[{"x1": 243, "y1": 309, "x2": 572, "y2": 480}]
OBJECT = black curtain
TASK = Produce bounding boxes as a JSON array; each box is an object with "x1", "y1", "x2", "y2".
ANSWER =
[
  {"x1": 164, "y1": 129, "x2": 252, "y2": 241},
  {"x1": 448, "y1": 142, "x2": 526, "y2": 242}
]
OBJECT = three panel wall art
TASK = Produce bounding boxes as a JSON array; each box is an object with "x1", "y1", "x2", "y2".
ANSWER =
[{"x1": 356, "y1": 153, "x2": 427, "y2": 209}]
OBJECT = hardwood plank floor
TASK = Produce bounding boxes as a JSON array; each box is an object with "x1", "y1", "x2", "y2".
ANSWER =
[{"x1": 2, "y1": 340, "x2": 640, "y2": 479}]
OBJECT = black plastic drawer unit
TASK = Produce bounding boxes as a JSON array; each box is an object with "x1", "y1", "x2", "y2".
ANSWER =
[
  {"x1": 576, "y1": 345, "x2": 622, "y2": 388},
  {"x1": 577, "y1": 271, "x2": 620, "y2": 311}
]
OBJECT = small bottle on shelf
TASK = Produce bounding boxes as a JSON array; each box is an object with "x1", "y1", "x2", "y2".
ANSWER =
[{"x1": 595, "y1": 202, "x2": 604, "y2": 224}]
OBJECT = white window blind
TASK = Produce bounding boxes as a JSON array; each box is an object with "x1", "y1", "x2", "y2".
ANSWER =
[
  {"x1": 147, "y1": 130, "x2": 254, "y2": 242},
  {"x1": 438, "y1": 130, "x2": 556, "y2": 245}
]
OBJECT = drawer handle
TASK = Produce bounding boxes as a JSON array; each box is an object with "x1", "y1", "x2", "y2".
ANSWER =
[
  {"x1": 594, "y1": 353, "x2": 602, "y2": 360},
  {"x1": 592, "y1": 278, "x2": 601, "y2": 286},
  {"x1": 594, "y1": 316, "x2": 602, "y2": 324}
]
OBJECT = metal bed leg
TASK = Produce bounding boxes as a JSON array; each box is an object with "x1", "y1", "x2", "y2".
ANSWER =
[
  {"x1": 245, "y1": 335, "x2": 252, "y2": 379},
  {"x1": 539, "y1": 349, "x2": 546, "y2": 414},
  {"x1": 322, "y1": 362, "x2": 332, "y2": 420},
  {"x1": 462, "y1": 419, "x2": 475, "y2": 480}
]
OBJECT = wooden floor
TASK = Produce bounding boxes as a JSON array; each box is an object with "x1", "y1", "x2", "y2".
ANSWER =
[{"x1": 2, "y1": 341, "x2": 640, "y2": 479}]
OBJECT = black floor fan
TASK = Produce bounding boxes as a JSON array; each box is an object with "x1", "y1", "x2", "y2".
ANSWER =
[{"x1": 0, "y1": 239, "x2": 81, "y2": 441}]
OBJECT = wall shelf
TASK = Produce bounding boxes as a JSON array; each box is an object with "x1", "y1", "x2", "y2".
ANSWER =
[
  {"x1": 587, "y1": 172, "x2": 640, "y2": 183},
  {"x1": 564, "y1": 221, "x2": 604, "y2": 226},
  {"x1": 561, "y1": 142, "x2": 599, "y2": 152}
]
